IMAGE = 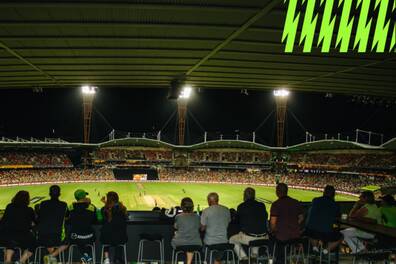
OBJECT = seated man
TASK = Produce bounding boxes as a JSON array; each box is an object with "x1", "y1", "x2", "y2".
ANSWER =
[
  {"x1": 229, "y1": 187, "x2": 268, "y2": 261},
  {"x1": 270, "y1": 183, "x2": 304, "y2": 263},
  {"x1": 305, "y1": 185, "x2": 342, "y2": 254},
  {"x1": 201, "y1": 192, "x2": 231, "y2": 264},
  {"x1": 36, "y1": 185, "x2": 69, "y2": 264},
  {"x1": 68, "y1": 189, "x2": 98, "y2": 264},
  {"x1": 341, "y1": 191, "x2": 382, "y2": 253}
]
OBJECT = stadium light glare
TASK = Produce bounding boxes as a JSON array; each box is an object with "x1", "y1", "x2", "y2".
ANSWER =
[
  {"x1": 179, "y1": 85, "x2": 192, "y2": 99},
  {"x1": 273, "y1": 89, "x2": 290, "y2": 97},
  {"x1": 81, "y1": 85, "x2": 97, "y2": 95}
]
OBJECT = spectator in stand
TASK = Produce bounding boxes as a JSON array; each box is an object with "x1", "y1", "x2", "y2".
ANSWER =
[
  {"x1": 341, "y1": 191, "x2": 382, "y2": 253},
  {"x1": 305, "y1": 185, "x2": 342, "y2": 254},
  {"x1": 68, "y1": 189, "x2": 98, "y2": 264},
  {"x1": 100, "y1": 191, "x2": 128, "y2": 264},
  {"x1": 229, "y1": 187, "x2": 268, "y2": 261},
  {"x1": 380, "y1": 195, "x2": 396, "y2": 228},
  {"x1": 36, "y1": 185, "x2": 69, "y2": 264},
  {"x1": 201, "y1": 192, "x2": 231, "y2": 264},
  {"x1": 270, "y1": 183, "x2": 304, "y2": 264},
  {"x1": 0, "y1": 191, "x2": 36, "y2": 264},
  {"x1": 171, "y1": 197, "x2": 202, "y2": 264}
]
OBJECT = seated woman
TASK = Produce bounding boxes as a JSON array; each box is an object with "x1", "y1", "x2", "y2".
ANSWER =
[
  {"x1": 100, "y1": 191, "x2": 128, "y2": 264},
  {"x1": 171, "y1": 197, "x2": 202, "y2": 264},
  {"x1": 341, "y1": 191, "x2": 382, "y2": 253},
  {"x1": 0, "y1": 191, "x2": 36, "y2": 264}
]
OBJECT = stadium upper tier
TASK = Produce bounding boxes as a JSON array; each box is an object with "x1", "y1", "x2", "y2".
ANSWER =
[
  {"x1": 0, "y1": 151, "x2": 72, "y2": 169},
  {"x1": 0, "y1": 138, "x2": 395, "y2": 172}
]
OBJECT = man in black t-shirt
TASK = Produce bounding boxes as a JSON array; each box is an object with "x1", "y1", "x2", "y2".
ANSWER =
[
  {"x1": 68, "y1": 189, "x2": 98, "y2": 264},
  {"x1": 229, "y1": 187, "x2": 268, "y2": 260},
  {"x1": 36, "y1": 185, "x2": 69, "y2": 264}
]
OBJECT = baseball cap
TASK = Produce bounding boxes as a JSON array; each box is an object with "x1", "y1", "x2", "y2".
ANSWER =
[{"x1": 74, "y1": 189, "x2": 88, "y2": 201}]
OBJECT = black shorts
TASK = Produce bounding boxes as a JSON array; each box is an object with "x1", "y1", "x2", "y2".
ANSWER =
[
  {"x1": 37, "y1": 234, "x2": 67, "y2": 247},
  {"x1": 305, "y1": 229, "x2": 343, "y2": 242}
]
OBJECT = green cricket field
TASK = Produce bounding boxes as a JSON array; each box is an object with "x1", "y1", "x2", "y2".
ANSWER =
[{"x1": 0, "y1": 182, "x2": 356, "y2": 210}]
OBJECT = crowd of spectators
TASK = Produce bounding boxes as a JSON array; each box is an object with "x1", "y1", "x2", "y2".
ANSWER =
[
  {"x1": 159, "y1": 168, "x2": 395, "y2": 194},
  {"x1": 288, "y1": 152, "x2": 396, "y2": 169},
  {"x1": 0, "y1": 152, "x2": 72, "y2": 168},
  {"x1": 0, "y1": 168, "x2": 113, "y2": 185},
  {"x1": 190, "y1": 151, "x2": 271, "y2": 163},
  {"x1": 95, "y1": 148, "x2": 173, "y2": 161},
  {"x1": 0, "y1": 166, "x2": 394, "y2": 194},
  {"x1": 159, "y1": 168, "x2": 274, "y2": 184}
]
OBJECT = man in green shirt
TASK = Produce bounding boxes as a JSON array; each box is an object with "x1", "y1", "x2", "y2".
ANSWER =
[{"x1": 380, "y1": 195, "x2": 396, "y2": 228}]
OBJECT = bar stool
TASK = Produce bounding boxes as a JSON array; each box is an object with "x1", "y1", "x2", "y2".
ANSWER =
[
  {"x1": 247, "y1": 239, "x2": 272, "y2": 264},
  {"x1": 34, "y1": 246, "x2": 65, "y2": 264},
  {"x1": 100, "y1": 244, "x2": 127, "y2": 264},
  {"x1": 204, "y1": 243, "x2": 235, "y2": 264},
  {"x1": 306, "y1": 238, "x2": 340, "y2": 264},
  {"x1": 172, "y1": 245, "x2": 202, "y2": 264},
  {"x1": 137, "y1": 233, "x2": 164, "y2": 264},
  {"x1": 274, "y1": 239, "x2": 305, "y2": 264},
  {"x1": 67, "y1": 244, "x2": 96, "y2": 264}
]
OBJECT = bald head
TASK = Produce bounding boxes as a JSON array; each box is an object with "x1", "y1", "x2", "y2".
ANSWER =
[{"x1": 207, "y1": 192, "x2": 219, "y2": 206}]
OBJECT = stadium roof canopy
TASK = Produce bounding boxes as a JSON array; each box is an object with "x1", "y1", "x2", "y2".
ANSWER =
[
  {"x1": 0, "y1": 1, "x2": 395, "y2": 96},
  {"x1": 3, "y1": 137, "x2": 394, "y2": 152}
]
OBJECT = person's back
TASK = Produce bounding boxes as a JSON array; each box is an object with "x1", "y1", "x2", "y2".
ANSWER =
[
  {"x1": 237, "y1": 199, "x2": 268, "y2": 234},
  {"x1": 0, "y1": 202, "x2": 35, "y2": 233},
  {"x1": 69, "y1": 201, "x2": 97, "y2": 236},
  {"x1": 306, "y1": 195, "x2": 340, "y2": 233},
  {"x1": 381, "y1": 205, "x2": 396, "y2": 228},
  {"x1": 37, "y1": 199, "x2": 68, "y2": 236},
  {"x1": 100, "y1": 205, "x2": 128, "y2": 244},
  {"x1": 380, "y1": 195, "x2": 396, "y2": 228},
  {"x1": 173, "y1": 213, "x2": 202, "y2": 246},
  {"x1": 271, "y1": 196, "x2": 303, "y2": 241},
  {"x1": 363, "y1": 203, "x2": 382, "y2": 224},
  {"x1": 201, "y1": 204, "x2": 231, "y2": 245}
]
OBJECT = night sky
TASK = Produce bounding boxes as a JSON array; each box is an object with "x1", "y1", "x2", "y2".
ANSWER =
[{"x1": 1, "y1": 88, "x2": 395, "y2": 146}]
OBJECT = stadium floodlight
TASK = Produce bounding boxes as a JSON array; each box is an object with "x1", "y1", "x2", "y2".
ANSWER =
[
  {"x1": 179, "y1": 85, "x2": 192, "y2": 99},
  {"x1": 81, "y1": 85, "x2": 97, "y2": 95},
  {"x1": 273, "y1": 89, "x2": 290, "y2": 97}
]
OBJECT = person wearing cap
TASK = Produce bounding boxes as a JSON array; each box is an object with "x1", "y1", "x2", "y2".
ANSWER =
[
  {"x1": 380, "y1": 195, "x2": 396, "y2": 228},
  {"x1": 67, "y1": 189, "x2": 98, "y2": 264},
  {"x1": 35, "y1": 185, "x2": 69, "y2": 264}
]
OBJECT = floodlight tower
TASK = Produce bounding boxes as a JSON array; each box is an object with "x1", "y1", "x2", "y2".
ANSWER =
[
  {"x1": 81, "y1": 85, "x2": 97, "y2": 143},
  {"x1": 177, "y1": 85, "x2": 192, "y2": 145},
  {"x1": 273, "y1": 89, "x2": 290, "y2": 147}
]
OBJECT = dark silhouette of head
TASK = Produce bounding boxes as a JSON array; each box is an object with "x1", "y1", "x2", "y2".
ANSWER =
[
  {"x1": 360, "y1": 191, "x2": 375, "y2": 204},
  {"x1": 244, "y1": 187, "x2": 256, "y2": 201},
  {"x1": 49, "y1": 185, "x2": 61, "y2": 200},
  {"x1": 12, "y1": 190, "x2": 30, "y2": 207},
  {"x1": 323, "y1": 185, "x2": 336, "y2": 199},
  {"x1": 276, "y1": 183, "x2": 288, "y2": 198}
]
